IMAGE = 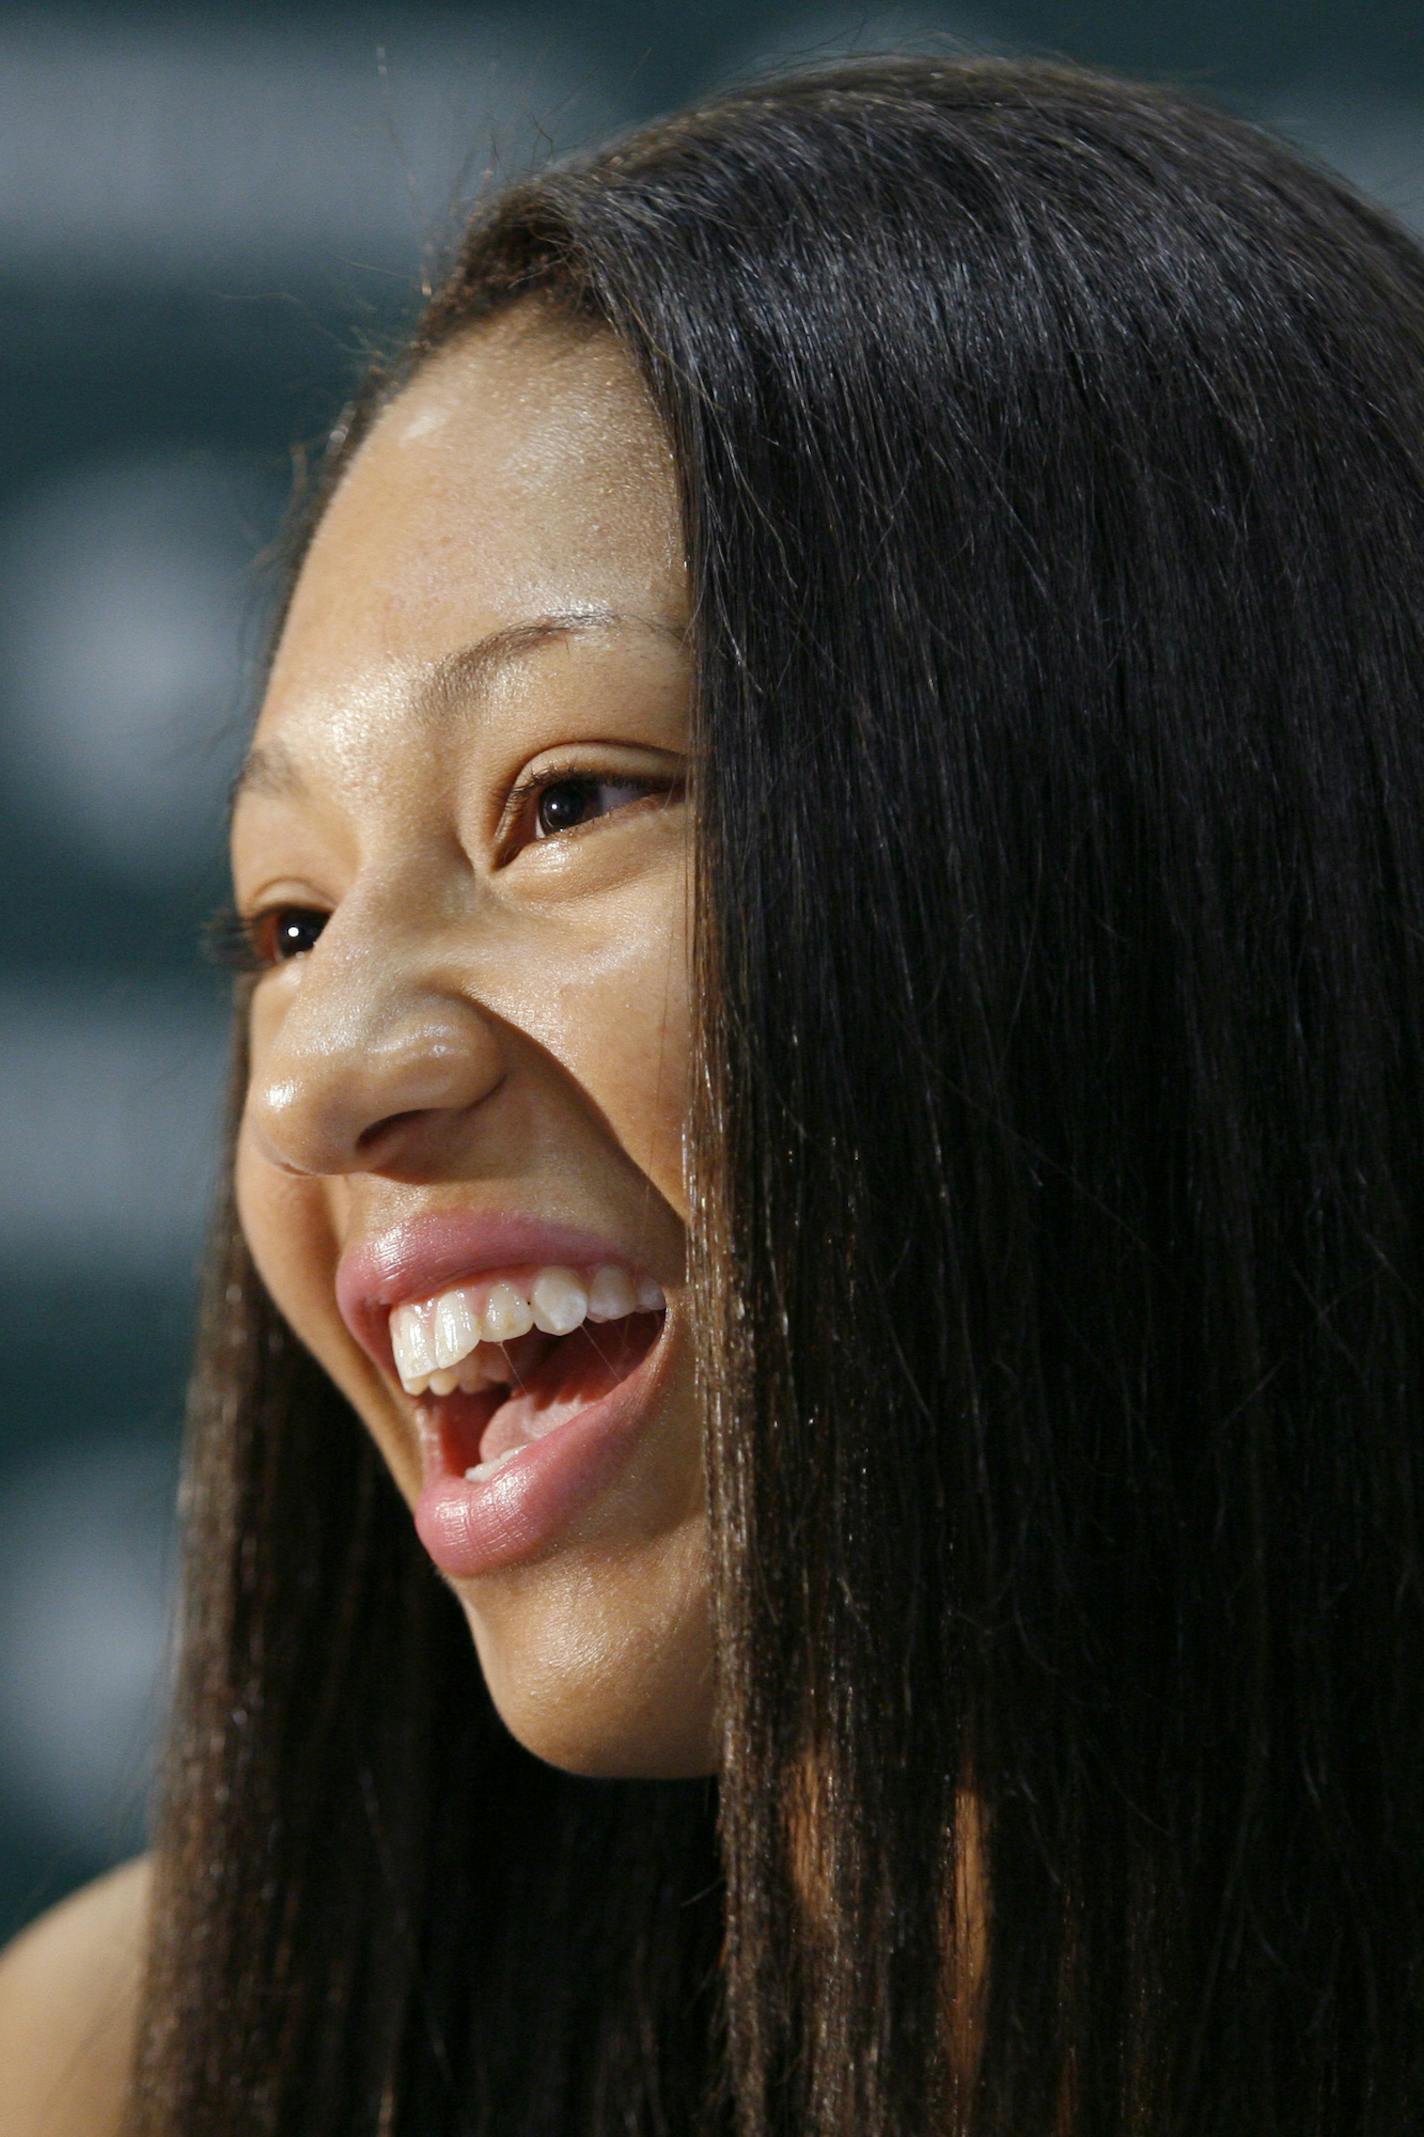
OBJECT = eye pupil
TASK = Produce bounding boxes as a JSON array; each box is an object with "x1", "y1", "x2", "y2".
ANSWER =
[
  {"x1": 274, "y1": 911, "x2": 324, "y2": 959},
  {"x1": 536, "y1": 781, "x2": 592, "y2": 836}
]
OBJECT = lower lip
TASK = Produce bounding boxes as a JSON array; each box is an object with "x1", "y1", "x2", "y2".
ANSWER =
[{"x1": 413, "y1": 1312, "x2": 677, "y2": 1578}]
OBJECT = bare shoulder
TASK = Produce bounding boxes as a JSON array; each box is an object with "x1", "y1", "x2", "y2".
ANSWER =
[{"x1": 0, "y1": 1852, "x2": 153, "y2": 2137}]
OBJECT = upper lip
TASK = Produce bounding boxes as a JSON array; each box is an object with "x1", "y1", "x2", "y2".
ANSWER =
[{"x1": 336, "y1": 1208, "x2": 671, "y2": 1386}]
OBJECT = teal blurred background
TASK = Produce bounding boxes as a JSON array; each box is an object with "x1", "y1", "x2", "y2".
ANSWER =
[{"x1": 2, "y1": 0, "x2": 1421, "y2": 1943}]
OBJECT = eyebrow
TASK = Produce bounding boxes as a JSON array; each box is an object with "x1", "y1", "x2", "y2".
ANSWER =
[{"x1": 225, "y1": 606, "x2": 687, "y2": 831}]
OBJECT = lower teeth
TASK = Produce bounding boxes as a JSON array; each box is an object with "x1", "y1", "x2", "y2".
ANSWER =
[{"x1": 463, "y1": 1445, "x2": 523, "y2": 1483}]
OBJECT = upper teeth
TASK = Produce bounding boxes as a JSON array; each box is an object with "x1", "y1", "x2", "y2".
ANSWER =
[{"x1": 389, "y1": 1262, "x2": 664, "y2": 1396}]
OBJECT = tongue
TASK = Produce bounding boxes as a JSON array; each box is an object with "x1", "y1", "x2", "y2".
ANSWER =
[{"x1": 477, "y1": 1311, "x2": 662, "y2": 1466}]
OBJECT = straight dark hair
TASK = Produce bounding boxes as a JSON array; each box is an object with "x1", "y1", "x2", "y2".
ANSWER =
[{"x1": 123, "y1": 51, "x2": 1424, "y2": 2136}]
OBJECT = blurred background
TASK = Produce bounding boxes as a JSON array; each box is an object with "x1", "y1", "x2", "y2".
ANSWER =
[{"x1": 1, "y1": 0, "x2": 1421, "y2": 1944}]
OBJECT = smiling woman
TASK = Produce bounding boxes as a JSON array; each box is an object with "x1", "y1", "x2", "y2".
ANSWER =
[
  {"x1": 6, "y1": 46, "x2": 1424, "y2": 2137},
  {"x1": 219, "y1": 313, "x2": 710, "y2": 1777}
]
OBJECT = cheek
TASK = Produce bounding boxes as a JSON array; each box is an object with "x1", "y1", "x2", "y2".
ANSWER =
[
  {"x1": 538, "y1": 898, "x2": 691, "y2": 1205},
  {"x1": 234, "y1": 1111, "x2": 341, "y2": 1360}
]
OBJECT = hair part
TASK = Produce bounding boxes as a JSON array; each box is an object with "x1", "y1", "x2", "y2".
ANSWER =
[{"x1": 126, "y1": 51, "x2": 1424, "y2": 2136}]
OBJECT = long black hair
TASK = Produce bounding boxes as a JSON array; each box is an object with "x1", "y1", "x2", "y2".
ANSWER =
[{"x1": 126, "y1": 51, "x2": 1424, "y2": 2136}]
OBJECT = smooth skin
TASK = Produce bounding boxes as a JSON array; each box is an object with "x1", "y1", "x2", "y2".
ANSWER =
[
  {"x1": 231, "y1": 303, "x2": 716, "y2": 1783},
  {"x1": 0, "y1": 1853, "x2": 151, "y2": 2135}
]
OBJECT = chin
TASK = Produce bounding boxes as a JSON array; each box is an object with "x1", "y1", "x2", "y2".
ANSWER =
[{"x1": 457, "y1": 1583, "x2": 720, "y2": 1780}]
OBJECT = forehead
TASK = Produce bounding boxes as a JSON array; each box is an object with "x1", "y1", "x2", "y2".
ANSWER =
[{"x1": 255, "y1": 306, "x2": 686, "y2": 750}]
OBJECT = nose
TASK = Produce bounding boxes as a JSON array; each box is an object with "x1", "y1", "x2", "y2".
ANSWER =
[{"x1": 243, "y1": 924, "x2": 507, "y2": 1178}]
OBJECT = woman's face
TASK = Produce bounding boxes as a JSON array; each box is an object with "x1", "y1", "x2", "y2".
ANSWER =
[{"x1": 230, "y1": 305, "x2": 716, "y2": 1779}]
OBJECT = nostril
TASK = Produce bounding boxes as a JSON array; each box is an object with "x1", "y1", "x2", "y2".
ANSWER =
[
  {"x1": 252, "y1": 1050, "x2": 505, "y2": 1180},
  {"x1": 358, "y1": 1109, "x2": 424, "y2": 1151},
  {"x1": 354, "y1": 1109, "x2": 435, "y2": 1167}
]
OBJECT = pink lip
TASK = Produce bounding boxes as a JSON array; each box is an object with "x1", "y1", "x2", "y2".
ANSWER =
[
  {"x1": 413, "y1": 1304, "x2": 679, "y2": 1578},
  {"x1": 336, "y1": 1207, "x2": 671, "y2": 1382}
]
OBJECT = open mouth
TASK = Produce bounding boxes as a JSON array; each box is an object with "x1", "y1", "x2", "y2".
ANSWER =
[{"x1": 422, "y1": 1308, "x2": 667, "y2": 1479}]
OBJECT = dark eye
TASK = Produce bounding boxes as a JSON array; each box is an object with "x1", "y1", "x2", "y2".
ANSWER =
[
  {"x1": 525, "y1": 771, "x2": 664, "y2": 842},
  {"x1": 257, "y1": 908, "x2": 328, "y2": 962},
  {"x1": 201, "y1": 902, "x2": 327, "y2": 974}
]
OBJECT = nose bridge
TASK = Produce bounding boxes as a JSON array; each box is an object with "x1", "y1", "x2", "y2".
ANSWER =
[{"x1": 245, "y1": 892, "x2": 505, "y2": 1176}]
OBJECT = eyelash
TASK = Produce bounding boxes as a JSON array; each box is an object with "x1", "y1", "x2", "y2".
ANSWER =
[
  {"x1": 202, "y1": 762, "x2": 675, "y2": 975},
  {"x1": 200, "y1": 903, "x2": 321, "y2": 975},
  {"x1": 500, "y1": 759, "x2": 664, "y2": 840}
]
